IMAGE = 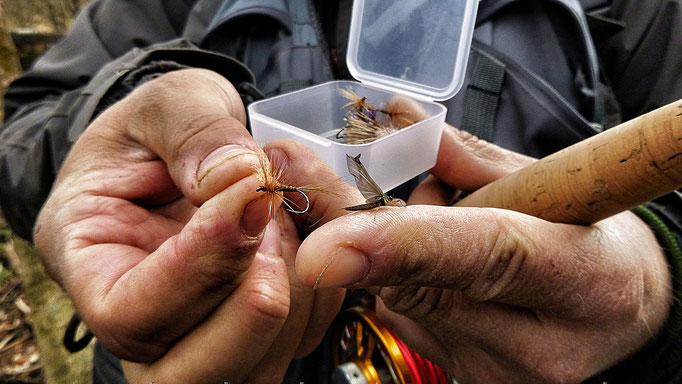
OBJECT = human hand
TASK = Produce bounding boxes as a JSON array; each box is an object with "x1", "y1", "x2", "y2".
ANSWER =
[
  {"x1": 33, "y1": 69, "x2": 353, "y2": 382},
  {"x1": 122, "y1": 140, "x2": 354, "y2": 383},
  {"x1": 296, "y1": 126, "x2": 672, "y2": 383}
]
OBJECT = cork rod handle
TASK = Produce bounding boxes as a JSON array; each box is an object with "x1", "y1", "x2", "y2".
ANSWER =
[{"x1": 456, "y1": 100, "x2": 682, "y2": 225}]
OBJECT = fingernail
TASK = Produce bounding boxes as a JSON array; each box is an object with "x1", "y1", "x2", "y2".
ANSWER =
[
  {"x1": 314, "y1": 246, "x2": 370, "y2": 289},
  {"x1": 258, "y1": 220, "x2": 281, "y2": 255},
  {"x1": 197, "y1": 145, "x2": 254, "y2": 182},
  {"x1": 241, "y1": 197, "x2": 272, "y2": 238}
]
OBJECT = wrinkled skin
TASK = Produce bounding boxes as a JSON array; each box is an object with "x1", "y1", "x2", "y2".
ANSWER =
[
  {"x1": 33, "y1": 67, "x2": 672, "y2": 383},
  {"x1": 296, "y1": 128, "x2": 672, "y2": 383},
  {"x1": 33, "y1": 69, "x2": 357, "y2": 383}
]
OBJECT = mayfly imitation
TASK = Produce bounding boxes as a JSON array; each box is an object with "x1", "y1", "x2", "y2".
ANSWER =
[
  {"x1": 344, "y1": 154, "x2": 405, "y2": 211},
  {"x1": 254, "y1": 150, "x2": 311, "y2": 216},
  {"x1": 314, "y1": 154, "x2": 404, "y2": 289}
]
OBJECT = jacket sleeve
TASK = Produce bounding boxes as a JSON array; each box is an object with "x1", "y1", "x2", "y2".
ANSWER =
[{"x1": 0, "y1": 0, "x2": 255, "y2": 240}]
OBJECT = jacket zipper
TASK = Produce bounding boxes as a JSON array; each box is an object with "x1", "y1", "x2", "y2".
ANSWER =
[{"x1": 306, "y1": 0, "x2": 335, "y2": 82}]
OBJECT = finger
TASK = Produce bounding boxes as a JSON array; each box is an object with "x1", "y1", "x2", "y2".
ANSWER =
[
  {"x1": 264, "y1": 139, "x2": 365, "y2": 231},
  {"x1": 124, "y1": 220, "x2": 291, "y2": 383},
  {"x1": 61, "y1": 68, "x2": 261, "y2": 206},
  {"x1": 407, "y1": 175, "x2": 461, "y2": 205},
  {"x1": 61, "y1": 174, "x2": 272, "y2": 362},
  {"x1": 293, "y1": 286, "x2": 345, "y2": 358},
  {"x1": 372, "y1": 296, "x2": 456, "y2": 372},
  {"x1": 260, "y1": 141, "x2": 348, "y2": 355},
  {"x1": 267, "y1": 212, "x2": 345, "y2": 360},
  {"x1": 430, "y1": 125, "x2": 535, "y2": 191},
  {"x1": 296, "y1": 206, "x2": 658, "y2": 321},
  {"x1": 373, "y1": 292, "x2": 591, "y2": 383},
  {"x1": 246, "y1": 214, "x2": 313, "y2": 380}
]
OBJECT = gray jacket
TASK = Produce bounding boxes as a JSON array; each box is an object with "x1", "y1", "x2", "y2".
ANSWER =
[{"x1": 1, "y1": 0, "x2": 682, "y2": 382}]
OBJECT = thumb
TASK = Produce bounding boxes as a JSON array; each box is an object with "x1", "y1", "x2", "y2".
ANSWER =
[
  {"x1": 70, "y1": 68, "x2": 262, "y2": 206},
  {"x1": 296, "y1": 205, "x2": 639, "y2": 318}
]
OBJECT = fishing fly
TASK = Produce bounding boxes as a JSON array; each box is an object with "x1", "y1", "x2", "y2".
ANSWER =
[
  {"x1": 313, "y1": 154, "x2": 405, "y2": 289},
  {"x1": 254, "y1": 149, "x2": 313, "y2": 217},
  {"x1": 336, "y1": 88, "x2": 423, "y2": 145},
  {"x1": 344, "y1": 154, "x2": 405, "y2": 211}
]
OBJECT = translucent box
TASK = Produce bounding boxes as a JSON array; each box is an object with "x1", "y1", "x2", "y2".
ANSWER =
[{"x1": 249, "y1": 0, "x2": 478, "y2": 191}]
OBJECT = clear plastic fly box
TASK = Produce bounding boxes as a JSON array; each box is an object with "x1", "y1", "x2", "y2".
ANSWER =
[{"x1": 249, "y1": 0, "x2": 479, "y2": 191}]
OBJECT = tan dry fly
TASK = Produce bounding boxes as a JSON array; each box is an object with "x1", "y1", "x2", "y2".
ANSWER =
[{"x1": 336, "y1": 88, "x2": 425, "y2": 144}]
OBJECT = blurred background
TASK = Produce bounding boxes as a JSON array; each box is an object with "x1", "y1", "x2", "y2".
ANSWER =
[
  {"x1": 1, "y1": 0, "x2": 91, "y2": 118},
  {"x1": 1, "y1": 1, "x2": 93, "y2": 383}
]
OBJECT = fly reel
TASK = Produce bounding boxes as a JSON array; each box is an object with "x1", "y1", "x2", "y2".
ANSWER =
[{"x1": 331, "y1": 305, "x2": 450, "y2": 384}]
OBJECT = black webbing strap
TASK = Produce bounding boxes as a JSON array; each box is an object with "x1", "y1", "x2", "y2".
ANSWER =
[
  {"x1": 64, "y1": 312, "x2": 94, "y2": 352},
  {"x1": 237, "y1": 81, "x2": 265, "y2": 105},
  {"x1": 461, "y1": 49, "x2": 506, "y2": 142}
]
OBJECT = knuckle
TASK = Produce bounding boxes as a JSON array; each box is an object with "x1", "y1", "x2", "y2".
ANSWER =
[
  {"x1": 242, "y1": 281, "x2": 291, "y2": 325},
  {"x1": 379, "y1": 286, "x2": 455, "y2": 321},
  {"x1": 170, "y1": 114, "x2": 241, "y2": 163},
  {"x1": 463, "y1": 214, "x2": 530, "y2": 301},
  {"x1": 199, "y1": 256, "x2": 253, "y2": 291},
  {"x1": 186, "y1": 243, "x2": 258, "y2": 292},
  {"x1": 455, "y1": 127, "x2": 532, "y2": 170},
  {"x1": 142, "y1": 69, "x2": 212, "y2": 95},
  {"x1": 389, "y1": 218, "x2": 451, "y2": 286},
  {"x1": 91, "y1": 318, "x2": 168, "y2": 363},
  {"x1": 393, "y1": 245, "x2": 431, "y2": 285},
  {"x1": 167, "y1": 219, "x2": 260, "y2": 291},
  {"x1": 126, "y1": 70, "x2": 242, "y2": 143}
]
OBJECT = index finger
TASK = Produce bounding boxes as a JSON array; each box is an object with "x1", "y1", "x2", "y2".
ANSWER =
[
  {"x1": 430, "y1": 125, "x2": 535, "y2": 191},
  {"x1": 57, "y1": 68, "x2": 261, "y2": 207}
]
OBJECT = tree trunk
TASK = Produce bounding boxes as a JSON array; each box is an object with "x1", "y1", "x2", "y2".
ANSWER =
[{"x1": 0, "y1": 4, "x2": 22, "y2": 123}]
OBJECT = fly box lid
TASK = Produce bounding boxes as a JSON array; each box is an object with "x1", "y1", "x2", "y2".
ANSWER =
[{"x1": 347, "y1": 0, "x2": 478, "y2": 101}]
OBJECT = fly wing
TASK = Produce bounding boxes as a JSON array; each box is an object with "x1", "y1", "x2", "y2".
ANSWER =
[{"x1": 346, "y1": 154, "x2": 385, "y2": 201}]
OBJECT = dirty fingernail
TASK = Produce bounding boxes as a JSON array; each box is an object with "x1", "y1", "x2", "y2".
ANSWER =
[
  {"x1": 314, "y1": 246, "x2": 370, "y2": 289},
  {"x1": 197, "y1": 145, "x2": 254, "y2": 182}
]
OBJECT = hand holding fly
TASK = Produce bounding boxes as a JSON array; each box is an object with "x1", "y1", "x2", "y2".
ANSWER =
[{"x1": 296, "y1": 126, "x2": 671, "y2": 382}]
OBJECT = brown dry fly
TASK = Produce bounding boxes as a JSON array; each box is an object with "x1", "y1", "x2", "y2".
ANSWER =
[
  {"x1": 336, "y1": 88, "x2": 424, "y2": 144},
  {"x1": 254, "y1": 149, "x2": 335, "y2": 219}
]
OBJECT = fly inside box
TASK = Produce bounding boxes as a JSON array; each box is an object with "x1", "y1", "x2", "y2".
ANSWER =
[{"x1": 249, "y1": 0, "x2": 478, "y2": 191}]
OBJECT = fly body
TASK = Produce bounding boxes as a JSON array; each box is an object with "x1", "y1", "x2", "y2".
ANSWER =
[{"x1": 344, "y1": 154, "x2": 404, "y2": 211}]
